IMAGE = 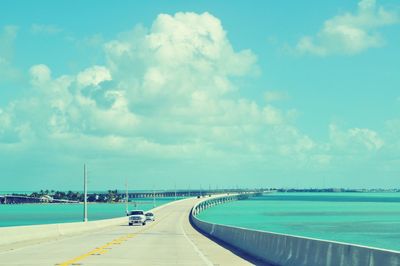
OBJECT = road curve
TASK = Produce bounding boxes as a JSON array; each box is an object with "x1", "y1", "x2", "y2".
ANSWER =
[{"x1": 0, "y1": 197, "x2": 256, "y2": 265}]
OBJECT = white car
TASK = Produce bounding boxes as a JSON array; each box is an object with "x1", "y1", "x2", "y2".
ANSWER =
[
  {"x1": 128, "y1": 210, "x2": 146, "y2": 226},
  {"x1": 145, "y1": 212, "x2": 155, "y2": 221}
]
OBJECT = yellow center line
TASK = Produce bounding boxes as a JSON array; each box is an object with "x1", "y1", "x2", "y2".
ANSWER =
[{"x1": 58, "y1": 212, "x2": 172, "y2": 266}]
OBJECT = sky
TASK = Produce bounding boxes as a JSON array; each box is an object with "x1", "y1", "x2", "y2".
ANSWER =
[{"x1": 1, "y1": 0, "x2": 400, "y2": 191}]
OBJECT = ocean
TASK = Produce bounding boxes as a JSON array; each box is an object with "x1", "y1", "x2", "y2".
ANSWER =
[
  {"x1": 197, "y1": 192, "x2": 400, "y2": 251},
  {"x1": 0, "y1": 197, "x2": 176, "y2": 227}
]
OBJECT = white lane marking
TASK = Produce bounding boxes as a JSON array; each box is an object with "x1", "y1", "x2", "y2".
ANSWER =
[{"x1": 180, "y1": 213, "x2": 214, "y2": 266}]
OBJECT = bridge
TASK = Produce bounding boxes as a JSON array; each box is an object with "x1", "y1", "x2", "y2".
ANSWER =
[
  {"x1": 0, "y1": 190, "x2": 264, "y2": 204},
  {"x1": 0, "y1": 195, "x2": 79, "y2": 204},
  {"x1": 1, "y1": 193, "x2": 399, "y2": 266}
]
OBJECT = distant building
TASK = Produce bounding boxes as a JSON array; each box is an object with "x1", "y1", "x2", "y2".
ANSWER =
[{"x1": 40, "y1": 195, "x2": 53, "y2": 203}]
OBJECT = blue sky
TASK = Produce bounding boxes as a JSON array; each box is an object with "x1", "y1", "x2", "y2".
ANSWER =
[{"x1": 1, "y1": 0, "x2": 400, "y2": 191}]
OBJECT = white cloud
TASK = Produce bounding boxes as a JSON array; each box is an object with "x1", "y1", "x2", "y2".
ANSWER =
[
  {"x1": 0, "y1": 25, "x2": 20, "y2": 81},
  {"x1": 3, "y1": 11, "x2": 400, "y2": 189},
  {"x1": 263, "y1": 105, "x2": 283, "y2": 125},
  {"x1": 31, "y1": 24, "x2": 62, "y2": 35},
  {"x1": 295, "y1": 0, "x2": 399, "y2": 56},
  {"x1": 0, "y1": 103, "x2": 33, "y2": 144},
  {"x1": 265, "y1": 91, "x2": 288, "y2": 102},
  {"x1": 329, "y1": 124, "x2": 384, "y2": 152},
  {"x1": 312, "y1": 154, "x2": 332, "y2": 165},
  {"x1": 383, "y1": 119, "x2": 400, "y2": 151},
  {"x1": 105, "y1": 12, "x2": 258, "y2": 99},
  {"x1": 76, "y1": 65, "x2": 112, "y2": 87},
  {"x1": 0, "y1": 25, "x2": 18, "y2": 56},
  {"x1": 85, "y1": 90, "x2": 140, "y2": 135},
  {"x1": 0, "y1": 12, "x2": 324, "y2": 168},
  {"x1": 30, "y1": 64, "x2": 52, "y2": 84}
]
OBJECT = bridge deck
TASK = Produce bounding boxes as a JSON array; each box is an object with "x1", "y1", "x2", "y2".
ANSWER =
[{"x1": 0, "y1": 197, "x2": 257, "y2": 265}]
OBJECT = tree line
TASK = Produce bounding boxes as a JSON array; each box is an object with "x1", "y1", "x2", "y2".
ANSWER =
[{"x1": 28, "y1": 189, "x2": 125, "y2": 203}]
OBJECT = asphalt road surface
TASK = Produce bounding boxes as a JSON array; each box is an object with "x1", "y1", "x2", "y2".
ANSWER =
[{"x1": 0, "y1": 198, "x2": 261, "y2": 265}]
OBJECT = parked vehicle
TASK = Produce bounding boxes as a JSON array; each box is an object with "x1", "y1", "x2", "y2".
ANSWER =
[
  {"x1": 128, "y1": 210, "x2": 146, "y2": 226},
  {"x1": 145, "y1": 212, "x2": 155, "y2": 221}
]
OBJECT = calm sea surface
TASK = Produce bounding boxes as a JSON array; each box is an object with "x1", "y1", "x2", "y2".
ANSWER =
[
  {"x1": 197, "y1": 192, "x2": 400, "y2": 251},
  {"x1": 0, "y1": 198, "x2": 176, "y2": 227}
]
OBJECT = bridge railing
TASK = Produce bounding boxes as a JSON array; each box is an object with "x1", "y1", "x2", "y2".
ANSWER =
[{"x1": 190, "y1": 195, "x2": 400, "y2": 266}]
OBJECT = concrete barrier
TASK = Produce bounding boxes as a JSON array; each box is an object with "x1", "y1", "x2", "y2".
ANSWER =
[
  {"x1": 191, "y1": 196, "x2": 400, "y2": 266},
  {"x1": 0, "y1": 215, "x2": 129, "y2": 248},
  {"x1": 0, "y1": 198, "x2": 185, "y2": 248}
]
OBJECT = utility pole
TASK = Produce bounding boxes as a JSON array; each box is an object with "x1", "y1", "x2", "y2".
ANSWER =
[
  {"x1": 125, "y1": 178, "x2": 129, "y2": 214},
  {"x1": 174, "y1": 183, "x2": 177, "y2": 201},
  {"x1": 153, "y1": 186, "x2": 156, "y2": 208},
  {"x1": 83, "y1": 164, "x2": 88, "y2": 222}
]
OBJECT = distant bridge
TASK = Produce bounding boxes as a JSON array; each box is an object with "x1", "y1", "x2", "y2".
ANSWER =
[
  {"x1": 0, "y1": 195, "x2": 79, "y2": 204},
  {"x1": 119, "y1": 189, "x2": 263, "y2": 198},
  {"x1": 0, "y1": 190, "x2": 265, "y2": 204}
]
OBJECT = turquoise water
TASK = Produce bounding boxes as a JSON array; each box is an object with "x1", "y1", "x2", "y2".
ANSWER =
[
  {"x1": 0, "y1": 198, "x2": 176, "y2": 227},
  {"x1": 198, "y1": 193, "x2": 400, "y2": 251}
]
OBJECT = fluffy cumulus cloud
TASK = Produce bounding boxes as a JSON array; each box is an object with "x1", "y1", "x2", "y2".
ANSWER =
[
  {"x1": 2, "y1": 11, "x2": 399, "y2": 190},
  {"x1": 104, "y1": 12, "x2": 257, "y2": 101},
  {"x1": 30, "y1": 64, "x2": 52, "y2": 84},
  {"x1": 296, "y1": 0, "x2": 399, "y2": 56},
  {"x1": 5, "y1": 11, "x2": 393, "y2": 180},
  {"x1": 0, "y1": 12, "x2": 324, "y2": 168},
  {"x1": 76, "y1": 65, "x2": 112, "y2": 87}
]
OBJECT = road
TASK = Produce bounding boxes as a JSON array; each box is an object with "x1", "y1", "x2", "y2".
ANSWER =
[{"x1": 0, "y1": 197, "x2": 260, "y2": 265}]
